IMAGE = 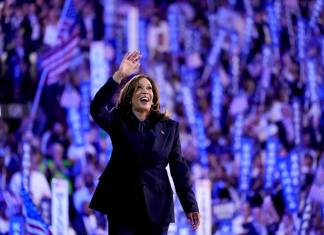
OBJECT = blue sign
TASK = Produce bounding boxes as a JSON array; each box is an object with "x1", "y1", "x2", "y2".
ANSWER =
[
  {"x1": 80, "y1": 80, "x2": 90, "y2": 132},
  {"x1": 67, "y1": 107, "x2": 84, "y2": 146},
  {"x1": 290, "y1": 149, "x2": 301, "y2": 201},
  {"x1": 10, "y1": 216, "x2": 24, "y2": 235},
  {"x1": 278, "y1": 156, "x2": 298, "y2": 212},
  {"x1": 298, "y1": 197, "x2": 312, "y2": 235},
  {"x1": 139, "y1": 18, "x2": 148, "y2": 60},
  {"x1": 115, "y1": 26, "x2": 125, "y2": 66},
  {"x1": 239, "y1": 138, "x2": 254, "y2": 194},
  {"x1": 230, "y1": 32, "x2": 240, "y2": 94},
  {"x1": 306, "y1": 59, "x2": 319, "y2": 104},
  {"x1": 321, "y1": 37, "x2": 324, "y2": 68},
  {"x1": 243, "y1": 15, "x2": 254, "y2": 56},
  {"x1": 212, "y1": 72, "x2": 223, "y2": 128},
  {"x1": 167, "y1": 6, "x2": 180, "y2": 54},
  {"x1": 184, "y1": 27, "x2": 194, "y2": 55},
  {"x1": 309, "y1": 0, "x2": 324, "y2": 29},
  {"x1": 233, "y1": 114, "x2": 244, "y2": 153},
  {"x1": 266, "y1": 3, "x2": 280, "y2": 57},
  {"x1": 104, "y1": 0, "x2": 115, "y2": 41},
  {"x1": 195, "y1": 115, "x2": 208, "y2": 169},
  {"x1": 193, "y1": 29, "x2": 201, "y2": 53},
  {"x1": 297, "y1": 18, "x2": 306, "y2": 61},
  {"x1": 264, "y1": 138, "x2": 279, "y2": 191},
  {"x1": 274, "y1": 0, "x2": 282, "y2": 31},
  {"x1": 292, "y1": 99, "x2": 302, "y2": 146},
  {"x1": 208, "y1": 14, "x2": 218, "y2": 41},
  {"x1": 207, "y1": 30, "x2": 226, "y2": 67}
]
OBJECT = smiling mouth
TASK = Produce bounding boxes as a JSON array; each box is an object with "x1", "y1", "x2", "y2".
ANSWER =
[{"x1": 140, "y1": 97, "x2": 149, "y2": 103}]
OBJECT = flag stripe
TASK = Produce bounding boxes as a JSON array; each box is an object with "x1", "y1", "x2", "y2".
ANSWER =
[
  {"x1": 46, "y1": 49, "x2": 78, "y2": 85},
  {"x1": 26, "y1": 218, "x2": 50, "y2": 231},
  {"x1": 41, "y1": 36, "x2": 79, "y2": 69},
  {"x1": 47, "y1": 48, "x2": 79, "y2": 75},
  {"x1": 40, "y1": 30, "x2": 79, "y2": 59},
  {"x1": 38, "y1": 0, "x2": 79, "y2": 85},
  {"x1": 22, "y1": 187, "x2": 51, "y2": 235},
  {"x1": 48, "y1": 60, "x2": 72, "y2": 79},
  {"x1": 45, "y1": 45, "x2": 78, "y2": 75},
  {"x1": 26, "y1": 224, "x2": 49, "y2": 235}
]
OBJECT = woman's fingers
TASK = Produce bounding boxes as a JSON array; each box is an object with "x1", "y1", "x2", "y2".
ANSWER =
[
  {"x1": 118, "y1": 51, "x2": 141, "y2": 77},
  {"x1": 187, "y1": 212, "x2": 200, "y2": 230},
  {"x1": 128, "y1": 50, "x2": 141, "y2": 62},
  {"x1": 124, "y1": 51, "x2": 132, "y2": 60},
  {"x1": 122, "y1": 52, "x2": 131, "y2": 62}
]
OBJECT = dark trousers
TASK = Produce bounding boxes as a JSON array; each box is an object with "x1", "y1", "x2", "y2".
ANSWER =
[
  {"x1": 108, "y1": 218, "x2": 169, "y2": 235},
  {"x1": 107, "y1": 186, "x2": 169, "y2": 235}
]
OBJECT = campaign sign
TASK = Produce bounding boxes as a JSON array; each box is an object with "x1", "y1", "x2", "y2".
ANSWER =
[
  {"x1": 52, "y1": 178, "x2": 69, "y2": 235},
  {"x1": 212, "y1": 72, "x2": 223, "y2": 128},
  {"x1": 297, "y1": 18, "x2": 306, "y2": 61},
  {"x1": 207, "y1": 30, "x2": 226, "y2": 67},
  {"x1": 278, "y1": 156, "x2": 298, "y2": 212},
  {"x1": 167, "y1": 6, "x2": 180, "y2": 54},
  {"x1": 90, "y1": 42, "x2": 109, "y2": 99},
  {"x1": 126, "y1": 6, "x2": 139, "y2": 52},
  {"x1": 67, "y1": 107, "x2": 84, "y2": 146},
  {"x1": 195, "y1": 115, "x2": 208, "y2": 169},
  {"x1": 233, "y1": 114, "x2": 244, "y2": 153},
  {"x1": 139, "y1": 18, "x2": 148, "y2": 60},
  {"x1": 9, "y1": 216, "x2": 24, "y2": 235},
  {"x1": 80, "y1": 80, "x2": 90, "y2": 132},
  {"x1": 239, "y1": 138, "x2": 254, "y2": 194},
  {"x1": 289, "y1": 149, "x2": 301, "y2": 201},
  {"x1": 196, "y1": 179, "x2": 212, "y2": 235},
  {"x1": 264, "y1": 138, "x2": 279, "y2": 191},
  {"x1": 292, "y1": 99, "x2": 302, "y2": 146}
]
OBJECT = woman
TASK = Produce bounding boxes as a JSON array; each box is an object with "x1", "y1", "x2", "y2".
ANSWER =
[{"x1": 89, "y1": 51, "x2": 200, "y2": 235}]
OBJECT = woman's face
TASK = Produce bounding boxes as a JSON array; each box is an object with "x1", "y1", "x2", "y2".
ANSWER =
[{"x1": 131, "y1": 78, "x2": 154, "y2": 114}]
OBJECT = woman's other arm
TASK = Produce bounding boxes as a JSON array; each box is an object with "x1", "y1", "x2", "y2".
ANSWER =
[{"x1": 169, "y1": 122, "x2": 200, "y2": 230}]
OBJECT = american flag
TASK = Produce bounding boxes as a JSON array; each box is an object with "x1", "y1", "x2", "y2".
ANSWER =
[
  {"x1": 21, "y1": 188, "x2": 52, "y2": 235},
  {"x1": 40, "y1": 0, "x2": 80, "y2": 85}
]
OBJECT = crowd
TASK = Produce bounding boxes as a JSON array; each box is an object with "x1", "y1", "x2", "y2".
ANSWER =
[{"x1": 0, "y1": 0, "x2": 324, "y2": 234}]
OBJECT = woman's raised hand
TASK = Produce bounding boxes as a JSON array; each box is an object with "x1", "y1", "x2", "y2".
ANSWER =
[{"x1": 113, "y1": 51, "x2": 141, "y2": 83}]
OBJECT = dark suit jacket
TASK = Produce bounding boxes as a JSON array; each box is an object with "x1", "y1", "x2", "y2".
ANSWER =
[{"x1": 89, "y1": 78, "x2": 199, "y2": 224}]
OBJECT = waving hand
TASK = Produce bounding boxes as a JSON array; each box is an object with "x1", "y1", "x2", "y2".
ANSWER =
[{"x1": 113, "y1": 51, "x2": 141, "y2": 83}]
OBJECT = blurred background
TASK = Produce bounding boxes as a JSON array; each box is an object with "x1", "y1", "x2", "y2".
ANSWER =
[{"x1": 0, "y1": 0, "x2": 324, "y2": 234}]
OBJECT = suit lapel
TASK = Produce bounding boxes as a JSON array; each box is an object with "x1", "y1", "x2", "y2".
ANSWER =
[
  {"x1": 122, "y1": 121, "x2": 144, "y2": 164},
  {"x1": 121, "y1": 113, "x2": 171, "y2": 163},
  {"x1": 149, "y1": 123, "x2": 161, "y2": 155},
  {"x1": 149, "y1": 122, "x2": 171, "y2": 156}
]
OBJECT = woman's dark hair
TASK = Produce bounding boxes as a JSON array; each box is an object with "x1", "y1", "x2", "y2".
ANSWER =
[{"x1": 117, "y1": 74, "x2": 168, "y2": 120}]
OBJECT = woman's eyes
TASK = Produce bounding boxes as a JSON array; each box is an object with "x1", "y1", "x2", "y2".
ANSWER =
[{"x1": 137, "y1": 86, "x2": 152, "y2": 90}]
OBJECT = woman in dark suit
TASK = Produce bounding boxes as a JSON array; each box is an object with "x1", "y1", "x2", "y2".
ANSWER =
[{"x1": 89, "y1": 51, "x2": 200, "y2": 235}]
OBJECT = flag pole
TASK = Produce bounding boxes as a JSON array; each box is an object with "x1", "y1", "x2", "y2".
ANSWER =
[
  {"x1": 27, "y1": 0, "x2": 72, "y2": 132},
  {"x1": 25, "y1": 0, "x2": 71, "y2": 200},
  {"x1": 56, "y1": 0, "x2": 71, "y2": 32},
  {"x1": 27, "y1": 69, "x2": 48, "y2": 132}
]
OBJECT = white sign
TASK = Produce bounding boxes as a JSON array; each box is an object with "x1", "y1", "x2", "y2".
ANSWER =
[
  {"x1": 196, "y1": 179, "x2": 212, "y2": 235},
  {"x1": 127, "y1": 6, "x2": 139, "y2": 52},
  {"x1": 90, "y1": 41, "x2": 109, "y2": 99},
  {"x1": 51, "y1": 178, "x2": 69, "y2": 235}
]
